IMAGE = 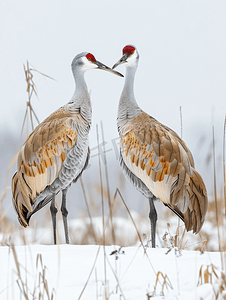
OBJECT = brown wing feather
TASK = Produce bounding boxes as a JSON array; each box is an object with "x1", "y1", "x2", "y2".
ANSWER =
[
  {"x1": 121, "y1": 115, "x2": 192, "y2": 183},
  {"x1": 183, "y1": 169, "x2": 208, "y2": 233},
  {"x1": 12, "y1": 108, "x2": 78, "y2": 227},
  {"x1": 162, "y1": 124, "x2": 195, "y2": 168},
  {"x1": 121, "y1": 112, "x2": 208, "y2": 233}
]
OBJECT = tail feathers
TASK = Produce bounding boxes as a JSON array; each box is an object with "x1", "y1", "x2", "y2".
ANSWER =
[
  {"x1": 12, "y1": 172, "x2": 54, "y2": 227},
  {"x1": 168, "y1": 168, "x2": 208, "y2": 234},
  {"x1": 12, "y1": 172, "x2": 30, "y2": 227},
  {"x1": 183, "y1": 168, "x2": 208, "y2": 234}
]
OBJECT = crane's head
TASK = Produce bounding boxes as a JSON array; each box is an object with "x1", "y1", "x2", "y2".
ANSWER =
[
  {"x1": 112, "y1": 45, "x2": 139, "y2": 70},
  {"x1": 71, "y1": 52, "x2": 123, "y2": 77}
]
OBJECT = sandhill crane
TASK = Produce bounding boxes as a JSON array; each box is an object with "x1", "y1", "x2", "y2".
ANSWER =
[
  {"x1": 113, "y1": 45, "x2": 208, "y2": 248},
  {"x1": 12, "y1": 52, "x2": 123, "y2": 244}
]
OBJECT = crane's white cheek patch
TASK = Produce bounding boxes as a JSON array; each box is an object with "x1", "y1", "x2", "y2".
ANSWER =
[
  {"x1": 81, "y1": 57, "x2": 97, "y2": 71},
  {"x1": 126, "y1": 52, "x2": 138, "y2": 67}
]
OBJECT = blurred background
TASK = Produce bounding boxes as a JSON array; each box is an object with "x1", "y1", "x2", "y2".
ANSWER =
[{"x1": 0, "y1": 1, "x2": 226, "y2": 249}]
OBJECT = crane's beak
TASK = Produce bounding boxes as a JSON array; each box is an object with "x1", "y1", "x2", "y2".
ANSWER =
[
  {"x1": 112, "y1": 54, "x2": 128, "y2": 69},
  {"x1": 95, "y1": 61, "x2": 124, "y2": 77}
]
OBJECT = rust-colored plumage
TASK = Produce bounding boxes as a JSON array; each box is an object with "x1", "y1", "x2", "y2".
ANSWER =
[{"x1": 12, "y1": 108, "x2": 79, "y2": 227}]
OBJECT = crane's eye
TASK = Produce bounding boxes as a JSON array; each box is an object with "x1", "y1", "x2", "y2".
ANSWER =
[{"x1": 86, "y1": 53, "x2": 96, "y2": 62}]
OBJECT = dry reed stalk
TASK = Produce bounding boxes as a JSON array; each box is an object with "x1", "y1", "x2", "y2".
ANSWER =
[
  {"x1": 103, "y1": 190, "x2": 117, "y2": 233},
  {"x1": 222, "y1": 116, "x2": 226, "y2": 277},
  {"x1": 179, "y1": 106, "x2": 183, "y2": 139},
  {"x1": 147, "y1": 271, "x2": 173, "y2": 298},
  {"x1": 118, "y1": 245, "x2": 141, "y2": 285},
  {"x1": 11, "y1": 245, "x2": 30, "y2": 299},
  {"x1": 80, "y1": 177, "x2": 98, "y2": 244},
  {"x1": 174, "y1": 225, "x2": 179, "y2": 248},
  {"x1": 0, "y1": 153, "x2": 18, "y2": 208},
  {"x1": 95, "y1": 268, "x2": 98, "y2": 300},
  {"x1": 96, "y1": 124, "x2": 107, "y2": 298},
  {"x1": 223, "y1": 116, "x2": 226, "y2": 225},
  {"x1": 176, "y1": 106, "x2": 183, "y2": 247},
  {"x1": 22, "y1": 61, "x2": 55, "y2": 134},
  {"x1": 197, "y1": 264, "x2": 219, "y2": 286},
  {"x1": 177, "y1": 228, "x2": 186, "y2": 251},
  {"x1": 114, "y1": 189, "x2": 143, "y2": 248},
  {"x1": 182, "y1": 240, "x2": 207, "y2": 251},
  {"x1": 114, "y1": 188, "x2": 157, "y2": 276},
  {"x1": 10, "y1": 244, "x2": 55, "y2": 299},
  {"x1": 163, "y1": 223, "x2": 180, "y2": 254},
  {"x1": 36, "y1": 253, "x2": 56, "y2": 299},
  {"x1": 197, "y1": 263, "x2": 226, "y2": 299},
  {"x1": 212, "y1": 127, "x2": 223, "y2": 269},
  {"x1": 78, "y1": 246, "x2": 101, "y2": 300},
  {"x1": 105, "y1": 254, "x2": 126, "y2": 300},
  {"x1": 0, "y1": 153, "x2": 18, "y2": 242},
  {"x1": 22, "y1": 61, "x2": 40, "y2": 135},
  {"x1": 100, "y1": 121, "x2": 116, "y2": 245},
  {"x1": 100, "y1": 182, "x2": 123, "y2": 246}
]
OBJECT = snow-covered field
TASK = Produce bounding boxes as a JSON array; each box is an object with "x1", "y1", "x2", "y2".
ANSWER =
[
  {"x1": 0, "y1": 243, "x2": 224, "y2": 300},
  {"x1": 0, "y1": 215, "x2": 225, "y2": 300}
]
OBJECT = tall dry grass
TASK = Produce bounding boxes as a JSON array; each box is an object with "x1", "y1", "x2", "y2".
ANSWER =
[{"x1": 0, "y1": 62, "x2": 55, "y2": 245}]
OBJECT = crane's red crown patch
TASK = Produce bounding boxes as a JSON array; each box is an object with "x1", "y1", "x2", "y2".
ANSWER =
[
  {"x1": 86, "y1": 53, "x2": 96, "y2": 62},
  {"x1": 123, "y1": 46, "x2": 135, "y2": 55}
]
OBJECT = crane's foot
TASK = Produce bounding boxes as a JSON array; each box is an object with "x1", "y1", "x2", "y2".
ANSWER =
[
  {"x1": 61, "y1": 187, "x2": 69, "y2": 244},
  {"x1": 50, "y1": 195, "x2": 58, "y2": 245},
  {"x1": 148, "y1": 197, "x2": 157, "y2": 248}
]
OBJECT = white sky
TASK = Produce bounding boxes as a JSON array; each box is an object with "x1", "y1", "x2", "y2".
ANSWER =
[{"x1": 0, "y1": 0, "x2": 226, "y2": 196}]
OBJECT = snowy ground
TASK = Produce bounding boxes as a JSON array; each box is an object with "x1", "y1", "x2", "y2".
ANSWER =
[
  {"x1": 0, "y1": 213, "x2": 225, "y2": 299},
  {"x1": 0, "y1": 243, "x2": 224, "y2": 300}
]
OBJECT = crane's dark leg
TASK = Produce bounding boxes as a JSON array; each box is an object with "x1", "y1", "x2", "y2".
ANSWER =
[
  {"x1": 61, "y1": 187, "x2": 69, "y2": 244},
  {"x1": 50, "y1": 194, "x2": 58, "y2": 244},
  {"x1": 148, "y1": 197, "x2": 157, "y2": 248}
]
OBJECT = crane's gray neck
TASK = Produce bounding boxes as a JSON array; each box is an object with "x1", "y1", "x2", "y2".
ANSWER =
[
  {"x1": 68, "y1": 68, "x2": 92, "y2": 126},
  {"x1": 117, "y1": 65, "x2": 142, "y2": 133}
]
